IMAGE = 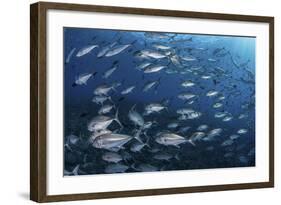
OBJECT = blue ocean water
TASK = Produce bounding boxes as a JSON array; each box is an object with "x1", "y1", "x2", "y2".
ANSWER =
[{"x1": 63, "y1": 27, "x2": 255, "y2": 175}]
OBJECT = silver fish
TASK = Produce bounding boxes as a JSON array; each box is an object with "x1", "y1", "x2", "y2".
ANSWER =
[
  {"x1": 197, "y1": 124, "x2": 209, "y2": 131},
  {"x1": 144, "y1": 65, "x2": 166, "y2": 73},
  {"x1": 88, "y1": 129, "x2": 112, "y2": 144},
  {"x1": 98, "y1": 104, "x2": 115, "y2": 115},
  {"x1": 178, "y1": 93, "x2": 196, "y2": 100},
  {"x1": 102, "y1": 152, "x2": 123, "y2": 163},
  {"x1": 152, "y1": 44, "x2": 171, "y2": 50},
  {"x1": 105, "y1": 163, "x2": 129, "y2": 174},
  {"x1": 155, "y1": 133, "x2": 193, "y2": 147},
  {"x1": 105, "y1": 44, "x2": 130, "y2": 57},
  {"x1": 214, "y1": 112, "x2": 228, "y2": 118},
  {"x1": 144, "y1": 103, "x2": 166, "y2": 114},
  {"x1": 181, "y1": 80, "x2": 195, "y2": 87},
  {"x1": 208, "y1": 58, "x2": 217, "y2": 62},
  {"x1": 92, "y1": 95, "x2": 112, "y2": 105},
  {"x1": 141, "y1": 50, "x2": 167, "y2": 59},
  {"x1": 64, "y1": 165, "x2": 80, "y2": 176},
  {"x1": 213, "y1": 102, "x2": 223, "y2": 108},
  {"x1": 102, "y1": 65, "x2": 118, "y2": 79},
  {"x1": 76, "y1": 45, "x2": 98, "y2": 57},
  {"x1": 181, "y1": 56, "x2": 197, "y2": 61},
  {"x1": 121, "y1": 86, "x2": 136, "y2": 95},
  {"x1": 206, "y1": 90, "x2": 219, "y2": 97},
  {"x1": 75, "y1": 73, "x2": 93, "y2": 85},
  {"x1": 189, "y1": 132, "x2": 205, "y2": 143},
  {"x1": 66, "y1": 48, "x2": 76, "y2": 63},
  {"x1": 229, "y1": 134, "x2": 240, "y2": 140},
  {"x1": 97, "y1": 42, "x2": 117, "y2": 58},
  {"x1": 222, "y1": 116, "x2": 233, "y2": 122},
  {"x1": 204, "y1": 128, "x2": 223, "y2": 141},
  {"x1": 237, "y1": 129, "x2": 248, "y2": 134},
  {"x1": 132, "y1": 163, "x2": 159, "y2": 172},
  {"x1": 87, "y1": 110, "x2": 122, "y2": 131},
  {"x1": 94, "y1": 84, "x2": 117, "y2": 96},
  {"x1": 221, "y1": 139, "x2": 234, "y2": 146},
  {"x1": 142, "y1": 80, "x2": 160, "y2": 92},
  {"x1": 128, "y1": 105, "x2": 144, "y2": 127},
  {"x1": 92, "y1": 133, "x2": 133, "y2": 151},
  {"x1": 201, "y1": 75, "x2": 212, "y2": 79},
  {"x1": 136, "y1": 62, "x2": 152, "y2": 70},
  {"x1": 153, "y1": 153, "x2": 177, "y2": 161},
  {"x1": 130, "y1": 141, "x2": 148, "y2": 153},
  {"x1": 167, "y1": 122, "x2": 179, "y2": 129}
]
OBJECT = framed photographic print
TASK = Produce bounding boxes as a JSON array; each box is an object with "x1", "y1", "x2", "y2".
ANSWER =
[{"x1": 30, "y1": 2, "x2": 274, "y2": 202}]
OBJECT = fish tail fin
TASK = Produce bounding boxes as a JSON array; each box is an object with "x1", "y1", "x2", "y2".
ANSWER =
[
  {"x1": 188, "y1": 139, "x2": 196, "y2": 147},
  {"x1": 114, "y1": 109, "x2": 123, "y2": 129},
  {"x1": 134, "y1": 127, "x2": 143, "y2": 144},
  {"x1": 131, "y1": 163, "x2": 138, "y2": 171},
  {"x1": 131, "y1": 104, "x2": 137, "y2": 111},
  {"x1": 143, "y1": 134, "x2": 151, "y2": 148},
  {"x1": 72, "y1": 165, "x2": 80, "y2": 175},
  {"x1": 175, "y1": 154, "x2": 180, "y2": 161},
  {"x1": 108, "y1": 96, "x2": 113, "y2": 103}
]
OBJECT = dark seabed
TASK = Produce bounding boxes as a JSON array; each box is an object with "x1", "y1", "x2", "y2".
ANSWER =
[{"x1": 63, "y1": 27, "x2": 256, "y2": 176}]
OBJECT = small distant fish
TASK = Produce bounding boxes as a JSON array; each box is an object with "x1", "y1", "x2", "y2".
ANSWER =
[
  {"x1": 128, "y1": 105, "x2": 144, "y2": 127},
  {"x1": 229, "y1": 134, "x2": 240, "y2": 140},
  {"x1": 237, "y1": 129, "x2": 248, "y2": 134},
  {"x1": 213, "y1": 102, "x2": 223, "y2": 108},
  {"x1": 136, "y1": 62, "x2": 152, "y2": 70},
  {"x1": 144, "y1": 103, "x2": 166, "y2": 115},
  {"x1": 94, "y1": 83, "x2": 118, "y2": 96},
  {"x1": 189, "y1": 132, "x2": 205, "y2": 143},
  {"x1": 238, "y1": 156, "x2": 248, "y2": 164},
  {"x1": 105, "y1": 44, "x2": 131, "y2": 57},
  {"x1": 102, "y1": 152, "x2": 123, "y2": 163},
  {"x1": 153, "y1": 153, "x2": 178, "y2": 161},
  {"x1": 181, "y1": 56, "x2": 197, "y2": 61},
  {"x1": 181, "y1": 80, "x2": 195, "y2": 87},
  {"x1": 214, "y1": 112, "x2": 228, "y2": 118},
  {"x1": 121, "y1": 86, "x2": 136, "y2": 95},
  {"x1": 130, "y1": 141, "x2": 149, "y2": 153},
  {"x1": 65, "y1": 48, "x2": 76, "y2": 63},
  {"x1": 152, "y1": 44, "x2": 171, "y2": 50},
  {"x1": 197, "y1": 124, "x2": 208, "y2": 131},
  {"x1": 105, "y1": 163, "x2": 129, "y2": 174},
  {"x1": 201, "y1": 75, "x2": 212, "y2": 79},
  {"x1": 178, "y1": 126, "x2": 191, "y2": 133},
  {"x1": 222, "y1": 116, "x2": 233, "y2": 122},
  {"x1": 208, "y1": 58, "x2": 217, "y2": 62},
  {"x1": 92, "y1": 95, "x2": 112, "y2": 105},
  {"x1": 132, "y1": 163, "x2": 159, "y2": 172},
  {"x1": 167, "y1": 122, "x2": 180, "y2": 129},
  {"x1": 97, "y1": 42, "x2": 117, "y2": 58},
  {"x1": 206, "y1": 90, "x2": 219, "y2": 97},
  {"x1": 64, "y1": 165, "x2": 80, "y2": 176},
  {"x1": 144, "y1": 65, "x2": 166, "y2": 73},
  {"x1": 221, "y1": 139, "x2": 234, "y2": 146},
  {"x1": 76, "y1": 45, "x2": 98, "y2": 57},
  {"x1": 73, "y1": 72, "x2": 95, "y2": 86},
  {"x1": 142, "y1": 78, "x2": 160, "y2": 92},
  {"x1": 98, "y1": 104, "x2": 115, "y2": 115},
  {"x1": 102, "y1": 65, "x2": 118, "y2": 79},
  {"x1": 204, "y1": 128, "x2": 222, "y2": 141},
  {"x1": 178, "y1": 93, "x2": 196, "y2": 100}
]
